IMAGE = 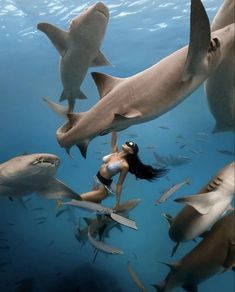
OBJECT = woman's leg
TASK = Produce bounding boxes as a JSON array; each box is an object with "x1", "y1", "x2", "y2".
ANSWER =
[{"x1": 80, "y1": 186, "x2": 108, "y2": 203}]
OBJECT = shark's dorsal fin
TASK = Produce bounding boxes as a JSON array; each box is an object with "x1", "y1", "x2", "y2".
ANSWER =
[
  {"x1": 174, "y1": 191, "x2": 220, "y2": 215},
  {"x1": 91, "y1": 72, "x2": 123, "y2": 98},
  {"x1": 76, "y1": 140, "x2": 90, "y2": 158},
  {"x1": 91, "y1": 50, "x2": 111, "y2": 67},
  {"x1": 182, "y1": 0, "x2": 211, "y2": 81},
  {"x1": 37, "y1": 23, "x2": 69, "y2": 56}
]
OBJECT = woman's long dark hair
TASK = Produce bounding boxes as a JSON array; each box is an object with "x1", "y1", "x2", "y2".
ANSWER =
[{"x1": 124, "y1": 153, "x2": 168, "y2": 181}]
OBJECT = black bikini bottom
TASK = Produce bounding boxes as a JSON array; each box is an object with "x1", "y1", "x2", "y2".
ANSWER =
[{"x1": 96, "y1": 171, "x2": 113, "y2": 189}]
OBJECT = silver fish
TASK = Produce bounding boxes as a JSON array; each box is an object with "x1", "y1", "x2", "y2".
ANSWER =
[
  {"x1": 155, "y1": 178, "x2": 190, "y2": 205},
  {"x1": 128, "y1": 262, "x2": 148, "y2": 292}
]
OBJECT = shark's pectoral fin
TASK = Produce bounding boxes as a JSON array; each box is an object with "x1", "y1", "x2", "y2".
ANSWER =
[
  {"x1": 91, "y1": 50, "x2": 111, "y2": 67},
  {"x1": 91, "y1": 72, "x2": 123, "y2": 98},
  {"x1": 182, "y1": 284, "x2": 198, "y2": 292},
  {"x1": 113, "y1": 110, "x2": 142, "y2": 123},
  {"x1": 222, "y1": 241, "x2": 235, "y2": 272},
  {"x1": 182, "y1": 0, "x2": 211, "y2": 81},
  {"x1": 174, "y1": 191, "x2": 220, "y2": 215},
  {"x1": 37, "y1": 22, "x2": 68, "y2": 56},
  {"x1": 37, "y1": 178, "x2": 81, "y2": 200}
]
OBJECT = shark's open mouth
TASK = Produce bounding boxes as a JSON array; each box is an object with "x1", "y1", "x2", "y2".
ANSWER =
[
  {"x1": 97, "y1": 9, "x2": 108, "y2": 19},
  {"x1": 31, "y1": 157, "x2": 60, "y2": 167}
]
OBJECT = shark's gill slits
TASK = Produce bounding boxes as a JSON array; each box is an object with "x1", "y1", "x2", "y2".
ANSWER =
[{"x1": 206, "y1": 176, "x2": 223, "y2": 192}]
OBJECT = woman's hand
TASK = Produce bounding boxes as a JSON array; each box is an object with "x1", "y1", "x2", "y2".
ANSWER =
[{"x1": 113, "y1": 203, "x2": 120, "y2": 212}]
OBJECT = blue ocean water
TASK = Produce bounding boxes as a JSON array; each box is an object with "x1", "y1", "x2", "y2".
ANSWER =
[{"x1": 0, "y1": 0, "x2": 234, "y2": 291}]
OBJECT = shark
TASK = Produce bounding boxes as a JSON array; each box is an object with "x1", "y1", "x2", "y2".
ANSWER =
[
  {"x1": 74, "y1": 199, "x2": 140, "y2": 255},
  {"x1": 44, "y1": 0, "x2": 235, "y2": 158},
  {"x1": 37, "y1": 2, "x2": 110, "y2": 112},
  {"x1": 204, "y1": 0, "x2": 235, "y2": 133},
  {"x1": 154, "y1": 210, "x2": 235, "y2": 292},
  {"x1": 0, "y1": 153, "x2": 81, "y2": 201},
  {"x1": 164, "y1": 161, "x2": 235, "y2": 256}
]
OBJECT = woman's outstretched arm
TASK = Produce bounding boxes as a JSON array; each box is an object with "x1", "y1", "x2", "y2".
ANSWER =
[
  {"x1": 113, "y1": 165, "x2": 128, "y2": 210},
  {"x1": 111, "y1": 132, "x2": 118, "y2": 153}
]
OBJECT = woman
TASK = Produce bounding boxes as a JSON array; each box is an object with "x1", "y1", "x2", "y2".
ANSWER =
[{"x1": 80, "y1": 132, "x2": 168, "y2": 210}]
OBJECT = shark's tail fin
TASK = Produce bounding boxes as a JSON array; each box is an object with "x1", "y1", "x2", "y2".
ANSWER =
[{"x1": 43, "y1": 96, "x2": 69, "y2": 117}]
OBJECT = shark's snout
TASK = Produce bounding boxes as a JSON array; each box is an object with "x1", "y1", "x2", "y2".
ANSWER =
[{"x1": 94, "y1": 2, "x2": 109, "y2": 19}]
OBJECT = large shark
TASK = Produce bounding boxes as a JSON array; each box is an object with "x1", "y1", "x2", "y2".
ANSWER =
[
  {"x1": 37, "y1": 2, "x2": 110, "y2": 112},
  {"x1": 45, "y1": 0, "x2": 235, "y2": 158},
  {"x1": 154, "y1": 210, "x2": 235, "y2": 292},
  {"x1": 0, "y1": 153, "x2": 81, "y2": 201},
  {"x1": 204, "y1": 0, "x2": 235, "y2": 133},
  {"x1": 164, "y1": 161, "x2": 235, "y2": 256}
]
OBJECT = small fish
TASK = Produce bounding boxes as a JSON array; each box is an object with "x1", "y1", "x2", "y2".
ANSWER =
[
  {"x1": 56, "y1": 208, "x2": 68, "y2": 217},
  {"x1": 48, "y1": 240, "x2": 55, "y2": 247},
  {"x1": 196, "y1": 131, "x2": 209, "y2": 137},
  {"x1": 126, "y1": 132, "x2": 138, "y2": 138},
  {"x1": 132, "y1": 252, "x2": 138, "y2": 260},
  {"x1": 6, "y1": 221, "x2": 15, "y2": 226},
  {"x1": 24, "y1": 196, "x2": 33, "y2": 203},
  {"x1": 196, "y1": 138, "x2": 207, "y2": 143},
  {"x1": 155, "y1": 178, "x2": 190, "y2": 205},
  {"x1": 88, "y1": 227, "x2": 123, "y2": 255},
  {"x1": 128, "y1": 262, "x2": 147, "y2": 292},
  {"x1": 144, "y1": 145, "x2": 156, "y2": 150},
  {"x1": 36, "y1": 220, "x2": 46, "y2": 225},
  {"x1": 159, "y1": 125, "x2": 170, "y2": 129},
  {"x1": 217, "y1": 149, "x2": 235, "y2": 156},
  {"x1": 31, "y1": 207, "x2": 44, "y2": 211},
  {"x1": 179, "y1": 144, "x2": 187, "y2": 149},
  {"x1": 34, "y1": 216, "x2": 47, "y2": 221}
]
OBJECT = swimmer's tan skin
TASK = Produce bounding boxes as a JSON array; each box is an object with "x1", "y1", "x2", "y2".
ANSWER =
[{"x1": 80, "y1": 132, "x2": 134, "y2": 210}]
